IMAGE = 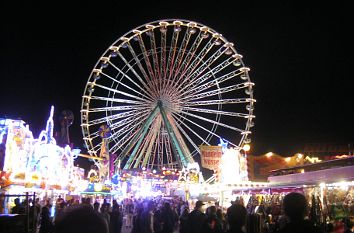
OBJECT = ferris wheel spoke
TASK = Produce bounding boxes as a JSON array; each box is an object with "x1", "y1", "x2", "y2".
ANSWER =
[
  {"x1": 110, "y1": 129, "x2": 138, "y2": 155},
  {"x1": 182, "y1": 106, "x2": 255, "y2": 119},
  {"x1": 133, "y1": 119, "x2": 160, "y2": 168},
  {"x1": 174, "y1": 116, "x2": 210, "y2": 147},
  {"x1": 125, "y1": 42, "x2": 159, "y2": 95},
  {"x1": 181, "y1": 82, "x2": 255, "y2": 102},
  {"x1": 102, "y1": 71, "x2": 153, "y2": 102},
  {"x1": 163, "y1": 134, "x2": 174, "y2": 166},
  {"x1": 172, "y1": 116, "x2": 203, "y2": 154},
  {"x1": 149, "y1": 133, "x2": 159, "y2": 168},
  {"x1": 130, "y1": 137, "x2": 148, "y2": 169},
  {"x1": 176, "y1": 32, "x2": 212, "y2": 80},
  {"x1": 110, "y1": 120, "x2": 142, "y2": 140},
  {"x1": 109, "y1": 109, "x2": 150, "y2": 131},
  {"x1": 135, "y1": 33, "x2": 156, "y2": 81},
  {"x1": 123, "y1": 106, "x2": 160, "y2": 168},
  {"x1": 183, "y1": 98, "x2": 255, "y2": 106},
  {"x1": 164, "y1": 27, "x2": 180, "y2": 93},
  {"x1": 126, "y1": 42, "x2": 151, "y2": 82},
  {"x1": 151, "y1": 133, "x2": 160, "y2": 167},
  {"x1": 91, "y1": 141, "x2": 104, "y2": 155},
  {"x1": 87, "y1": 109, "x2": 143, "y2": 126},
  {"x1": 87, "y1": 105, "x2": 148, "y2": 112},
  {"x1": 182, "y1": 58, "x2": 236, "y2": 95},
  {"x1": 146, "y1": 145, "x2": 156, "y2": 169},
  {"x1": 116, "y1": 51, "x2": 157, "y2": 99},
  {"x1": 88, "y1": 118, "x2": 137, "y2": 148},
  {"x1": 168, "y1": 28, "x2": 192, "y2": 85},
  {"x1": 141, "y1": 117, "x2": 162, "y2": 168},
  {"x1": 176, "y1": 46, "x2": 226, "y2": 95},
  {"x1": 83, "y1": 95, "x2": 148, "y2": 106},
  {"x1": 90, "y1": 82, "x2": 149, "y2": 102},
  {"x1": 178, "y1": 109, "x2": 246, "y2": 133},
  {"x1": 186, "y1": 46, "x2": 225, "y2": 81},
  {"x1": 190, "y1": 55, "x2": 244, "y2": 88},
  {"x1": 174, "y1": 31, "x2": 203, "y2": 78},
  {"x1": 107, "y1": 61, "x2": 155, "y2": 101},
  {"x1": 155, "y1": 133, "x2": 163, "y2": 166},
  {"x1": 83, "y1": 133, "x2": 100, "y2": 142},
  {"x1": 133, "y1": 117, "x2": 162, "y2": 168},
  {"x1": 147, "y1": 27, "x2": 161, "y2": 79},
  {"x1": 109, "y1": 120, "x2": 150, "y2": 151},
  {"x1": 171, "y1": 111, "x2": 236, "y2": 147},
  {"x1": 183, "y1": 67, "x2": 245, "y2": 97},
  {"x1": 159, "y1": 25, "x2": 167, "y2": 91},
  {"x1": 110, "y1": 117, "x2": 151, "y2": 155},
  {"x1": 171, "y1": 38, "x2": 216, "y2": 94}
]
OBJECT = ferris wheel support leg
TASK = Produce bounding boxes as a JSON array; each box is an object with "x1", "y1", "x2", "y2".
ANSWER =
[
  {"x1": 140, "y1": 119, "x2": 161, "y2": 168},
  {"x1": 122, "y1": 106, "x2": 160, "y2": 169},
  {"x1": 158, "y1": 102, "x2": 192, "y2": 167},
  {"x1": 133, "y1": 119, "x2": 160, "y2": 168}
]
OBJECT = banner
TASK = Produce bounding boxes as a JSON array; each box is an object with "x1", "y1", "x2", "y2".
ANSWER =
[{"x1": 200, "y1": 145, "x2": 222, "y2": 170}]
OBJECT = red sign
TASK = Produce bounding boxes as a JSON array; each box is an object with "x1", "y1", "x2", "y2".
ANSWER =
[{"x1": 200, "y1": 145, "x2": 222, "y2": 170}]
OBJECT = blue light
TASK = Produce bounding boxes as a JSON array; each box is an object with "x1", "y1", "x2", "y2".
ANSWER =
[
  {"x1": 110, "y1": 51, "x2": 118, "y2": 57},
  {"x1": 111, "y1": 174, "x2": 119, "y2": 185},
  {"x1": 100, "y1": 62, "x2": 108, "y2": 68},
  {"x1": 218, "y1": 138, "x2": 228, "y2": 150}
]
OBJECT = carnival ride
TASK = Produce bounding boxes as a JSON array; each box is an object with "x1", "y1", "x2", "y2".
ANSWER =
[
  {"x1": 59, "y1": 109, "x2": 74, "y2": 145},
  {"x1": 81, "y1": 19, "x2": 256, "y2": 173},
  {"x1": 0, "y1": 106, "x2": 84, "y2": 195}
]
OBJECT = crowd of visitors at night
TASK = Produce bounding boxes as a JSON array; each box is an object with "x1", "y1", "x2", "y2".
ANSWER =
[{"x1": 8, "y1": 192, "x2": 353, "y2": 233}]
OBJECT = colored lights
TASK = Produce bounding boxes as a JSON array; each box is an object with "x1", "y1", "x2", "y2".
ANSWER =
[{"x1": 0, "y1": 106, "x2": 80, "y2": 192}]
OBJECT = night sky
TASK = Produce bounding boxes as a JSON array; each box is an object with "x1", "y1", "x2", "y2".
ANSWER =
[{"x1": 1, "y1": 4, "x2": 353, "y2": 157}]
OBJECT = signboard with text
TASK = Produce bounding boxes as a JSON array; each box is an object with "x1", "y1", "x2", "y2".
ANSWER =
[{"x1": 200, "y1": 145, "x2": 223, "y2": 170}]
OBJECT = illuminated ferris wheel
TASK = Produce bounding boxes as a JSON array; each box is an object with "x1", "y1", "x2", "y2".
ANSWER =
[{"x1": 81, "y1": 19, "x2": 255, "y2": 170}]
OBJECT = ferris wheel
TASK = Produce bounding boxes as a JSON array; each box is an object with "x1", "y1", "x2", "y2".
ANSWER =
[{"x1": 81, "y1": 19, "x2": 255, "y2": 170}]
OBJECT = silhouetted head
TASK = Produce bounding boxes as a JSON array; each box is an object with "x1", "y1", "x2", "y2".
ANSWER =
[
  {"x1": 207, "y1": 206, "x2": 217, "y2": 216},
  {"x1": 282, "y1": 192, "x2": 308, "y2": 222},
  {"x1": 55, "y1": 205, "x2": 108, "y2": 233},
  {"x1": 195, "y1": 200, "x2": 205, "y2": 210},
  {"x1": 14, "y1": 198, "x2": 20, "y2": 205},
  {"x1": 93, "y1": 202, "x2": 100, "y2": 211},
  {"x1": 227, "y1": 204, "x2": 247, "y2": 230}
]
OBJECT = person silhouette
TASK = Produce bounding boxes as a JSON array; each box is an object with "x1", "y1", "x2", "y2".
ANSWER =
[
  {"x1": 226, "y1": 204, "x2": 247, "y2": 233},
  {"x1": 277, "y1": 192, "x2": 323, "y2": 233},
  {"x1": 55, "y1": 205, "x2": 108, "y2": 233},
  {"x1": 188, "y1": 200, "x2": 207, "y2": 233}
]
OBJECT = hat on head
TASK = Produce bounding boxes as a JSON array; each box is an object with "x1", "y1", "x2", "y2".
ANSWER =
[{"x1": 195, "y1": 200, "x2": 205, "y2": 208}]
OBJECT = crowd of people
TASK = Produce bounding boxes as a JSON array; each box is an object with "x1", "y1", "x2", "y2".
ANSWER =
[{"x1": 8, "y1": 192, "x2": 353, "y2": 233}]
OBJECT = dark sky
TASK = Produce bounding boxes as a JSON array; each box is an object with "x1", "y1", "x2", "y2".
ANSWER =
[{"x1": 1, "y1": 4, "x2": 353, "y2": 156}]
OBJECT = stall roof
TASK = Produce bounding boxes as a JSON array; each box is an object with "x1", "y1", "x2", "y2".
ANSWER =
[
  {"x1": 268, "y1": 164, "x2": 354, "y2": 186},
  {"x1": 269, "y1": 156, "x2": 354, "y2": 176}
]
